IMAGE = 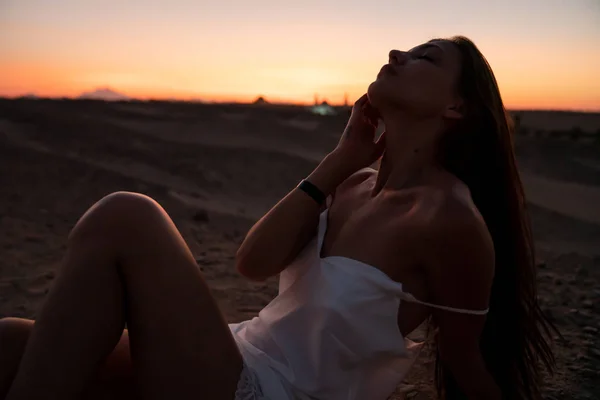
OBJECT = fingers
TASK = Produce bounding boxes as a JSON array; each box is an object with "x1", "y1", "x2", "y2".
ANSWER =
[
  {"x1": 364, "y1": 102, "x2": 381, "y2": 121},
  {"x1": 352, "y1": 94, "x2": 377, "y2": 125},
  {"x1": 354, "y1": 94, "x2": 379, "y2": 125},
  {"x1": 349, "y1": 93, "x2": 381, "y2": 136},
  {"x1": 354, "y1": 93, "x2": 369, "y2": 108},
  {"x1": 363, "y1": 104, "x2": 380, "y2": 126}
]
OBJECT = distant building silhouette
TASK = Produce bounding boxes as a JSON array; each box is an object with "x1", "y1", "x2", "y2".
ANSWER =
[
  {"x1": 310, "y1": 100, "x2": 336, "y2": 116},
  {"x1": 344, "y1": 93, "x2": 349, "y2": 107}
]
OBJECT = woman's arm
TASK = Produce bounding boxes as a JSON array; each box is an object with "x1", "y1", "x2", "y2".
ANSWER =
[
  {"x1": 235, "y1": 151, "x2": 351, "y2": 281},
  {"x1": 236, "y1": 94, "x2": 385, "y2": 281},
  {"x1": 439, "y1": 344, "x2": 501, "y2": 400},
  {"x1": 427, "y1": 199, "x2": 501, "y2": 399}
]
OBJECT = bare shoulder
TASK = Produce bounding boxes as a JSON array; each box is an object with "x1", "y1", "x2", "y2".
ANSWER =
[
  {"x1": 321, "y1": 167, "x2": 377, "y2": 212},
  {"x1": 435, "y1": 183, "x2": 494, "y2": 257},
  {"x1": 344, "y1": 167, "x2": 377, "y2": 186},
  {"x1": 333, "y1": 167, "x2": 377, "y2": 198},
  {"x1": 422, "y1": 181, "x2": 495, "y2": 311}
]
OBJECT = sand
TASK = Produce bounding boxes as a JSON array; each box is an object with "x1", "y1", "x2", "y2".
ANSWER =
[{"x1": 0, "y1": 99, "x2": 599, "y2": 399}]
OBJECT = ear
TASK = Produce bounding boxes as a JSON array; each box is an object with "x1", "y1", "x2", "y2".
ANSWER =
[{"x1": 443, "y1": 99, "x2": 464, "y2": 120}]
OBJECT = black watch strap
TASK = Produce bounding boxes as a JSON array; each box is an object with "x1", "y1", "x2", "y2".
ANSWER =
[{"x1": 297, "y1": 179, "x2": 326, "y2": 205}]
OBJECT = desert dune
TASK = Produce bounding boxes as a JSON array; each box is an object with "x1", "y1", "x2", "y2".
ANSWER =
[{"x1": 0, "y1": 99, "x2": 598, "y2": 399}]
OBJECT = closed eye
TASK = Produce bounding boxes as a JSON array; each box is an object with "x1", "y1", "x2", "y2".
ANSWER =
[{"x1": 417, "y1": 54, "x2": 435, "y2": 62}]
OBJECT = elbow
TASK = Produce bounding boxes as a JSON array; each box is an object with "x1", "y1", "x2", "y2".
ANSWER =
[
  {"x1": 234, "y1": 253, "x2": 269, "y2": 282},
  {"x1": 236, "y1": 264, "x2": 268, "y2": 282}
]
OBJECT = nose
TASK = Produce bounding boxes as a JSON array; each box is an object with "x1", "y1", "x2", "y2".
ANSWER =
[{"x1": 388, "y1": 49, "x2": 408, "y2": 65}]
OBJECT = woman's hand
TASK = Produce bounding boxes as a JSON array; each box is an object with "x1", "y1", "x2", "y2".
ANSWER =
[{"x1": 331, "y1": 94, "x2": 386, "y2": 174}]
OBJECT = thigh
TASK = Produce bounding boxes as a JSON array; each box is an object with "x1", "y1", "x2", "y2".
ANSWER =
[
  {"x1": 0, "y1": 318, "x2": 136, "y2": 400},
  {"x1": 85, "y1": 329, "x2": 139, "y2": 400},
  {"x1": 99, "y1": 192, "x2": 244, "y2": 399},
  {"x1": 0, "y1": 318, "x2": 241, "y2": 400}
]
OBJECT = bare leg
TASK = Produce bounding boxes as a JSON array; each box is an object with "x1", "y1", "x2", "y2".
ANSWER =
[
  {"x1": 5, "y1": 192, "x2": 242, "y2": 400},
  {"x1": 0, "y1": 318, "x2": 136, "y2": 400}
]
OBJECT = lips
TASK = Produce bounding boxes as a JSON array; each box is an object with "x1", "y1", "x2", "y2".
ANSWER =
[{"x1": 378, "y1": 64, "x2": 397, "y2": 78}]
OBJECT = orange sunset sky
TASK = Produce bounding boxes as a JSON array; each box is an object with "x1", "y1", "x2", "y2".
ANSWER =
[{"x1": 1, "y1": 0, "x2": 599, "y2": 110}]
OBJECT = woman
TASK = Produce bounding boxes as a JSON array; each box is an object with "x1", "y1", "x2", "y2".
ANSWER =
[{"x1": 0, "y1": 36, "x2": 554, "y2": 400}]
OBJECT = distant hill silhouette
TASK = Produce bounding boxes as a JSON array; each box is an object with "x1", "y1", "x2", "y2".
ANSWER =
[
  {"x1": 78, "y1": 87, "x2": 130, "y2": 101},
  {"x1": 18, "y1": 93, "x2": 39, "y2": 100},
  {"x1": 253, "y1": 96, "x2": 268, "y2": 105}
]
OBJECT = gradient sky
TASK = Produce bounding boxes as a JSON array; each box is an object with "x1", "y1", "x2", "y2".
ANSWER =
[{"x1": 1, "y1": 0, "x2": 599, "y2": 110}]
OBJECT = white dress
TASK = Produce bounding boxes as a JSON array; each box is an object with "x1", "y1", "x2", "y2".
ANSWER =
[{"x1": 229, "y1": 205, "x2": 488, "y2": 400}]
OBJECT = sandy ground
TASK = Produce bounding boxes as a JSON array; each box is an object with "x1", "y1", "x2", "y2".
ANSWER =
[{"x1": 0, "y1": 99, "x2": 599, "y2": 399}]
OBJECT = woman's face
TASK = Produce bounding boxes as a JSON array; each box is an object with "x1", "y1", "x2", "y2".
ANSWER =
[{"x1": 368, "y1": 40, "x2": 463, "y2": 119}]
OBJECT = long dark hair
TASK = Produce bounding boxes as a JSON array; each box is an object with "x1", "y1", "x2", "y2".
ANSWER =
[{"x1": 434, "y1": 36, "x2": 556, "y2": 399}]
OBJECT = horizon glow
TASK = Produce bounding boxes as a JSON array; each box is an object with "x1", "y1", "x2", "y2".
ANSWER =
[{"x1": 1, "y1": 0, "x2": 599, "y2": 110}]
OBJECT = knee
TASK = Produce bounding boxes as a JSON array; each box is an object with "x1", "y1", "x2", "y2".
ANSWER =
[
  {"x1": 69, "y1": 191, "x2": 166, "y2": 242},
  {"x1": 97, "y1": 191, "x2": 162, "y2": 215}
]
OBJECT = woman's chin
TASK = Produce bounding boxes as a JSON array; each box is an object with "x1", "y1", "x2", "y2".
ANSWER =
[
  {"x1": 367, "y1": 81, "x2": 394, "y2": 111},
  {"x1": 367, "y1": 81, "x2": 383, "y2": 105}
]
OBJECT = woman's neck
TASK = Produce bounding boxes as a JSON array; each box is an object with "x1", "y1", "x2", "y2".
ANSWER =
[{"x1": 372, "y1": 116, "x2": 442, "y2": 197}]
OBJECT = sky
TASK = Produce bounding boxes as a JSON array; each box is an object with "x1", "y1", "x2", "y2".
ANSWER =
[{"x1": 1, "y1": 0, "x2": 599, "y2": 110}]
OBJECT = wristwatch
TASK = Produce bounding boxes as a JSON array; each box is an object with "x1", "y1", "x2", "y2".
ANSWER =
[{"x1": 297, "y1": 179, "x2": 326, "y2": 206}]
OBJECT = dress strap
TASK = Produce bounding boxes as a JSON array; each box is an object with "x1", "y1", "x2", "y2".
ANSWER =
[{"x1": 400, "y1": 292, "x2": 489, "y2": 315}]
